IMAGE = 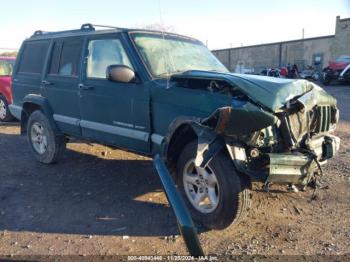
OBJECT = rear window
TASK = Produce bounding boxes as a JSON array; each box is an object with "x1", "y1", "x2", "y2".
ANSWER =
[{"x1": 18, "y1": 41, "x2": 49, "y2": 74}]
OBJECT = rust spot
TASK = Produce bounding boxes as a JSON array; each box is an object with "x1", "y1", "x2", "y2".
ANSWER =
[{"x1": 215, "y1": 107, "x2": 232, "y2": 134}]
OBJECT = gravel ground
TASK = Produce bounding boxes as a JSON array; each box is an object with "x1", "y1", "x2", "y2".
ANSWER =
[{"x1": 0, "y1": 84, "x2": 349, "y2": 260}]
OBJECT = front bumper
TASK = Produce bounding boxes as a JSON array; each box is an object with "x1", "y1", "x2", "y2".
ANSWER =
[{"x1": 266, "y1": 135, "x2": 340, "y2": 185}]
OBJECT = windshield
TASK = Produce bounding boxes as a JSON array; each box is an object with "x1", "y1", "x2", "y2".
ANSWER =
[
  {"x1": 131, "y1": 33, "x2": 228, "y2": 78},
  {"x1": 0, "y1": 59, "x2": 15, "y2": 76},
  {"x1": 336, "y1": 56, "x2": 350, "y2": 62}
]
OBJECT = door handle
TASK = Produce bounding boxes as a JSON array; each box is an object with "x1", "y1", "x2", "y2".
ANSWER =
[
  {"x1": 42, "y1": 80, "x2": 53, "y2": 86},
  {"x1": 78, "y1": 84, "x2": 94, "y2": 91}
]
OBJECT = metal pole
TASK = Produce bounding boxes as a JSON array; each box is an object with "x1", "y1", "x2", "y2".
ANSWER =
[{"x1": 153, "y1": 155, "x2": 204, "y2": 257}]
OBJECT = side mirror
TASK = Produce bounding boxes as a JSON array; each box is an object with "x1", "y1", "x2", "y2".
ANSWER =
[{"x1": 106, "y1": 65, "x2": 136, "y2": 83}]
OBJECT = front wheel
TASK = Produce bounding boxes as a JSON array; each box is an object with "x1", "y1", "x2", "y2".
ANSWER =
[
  {"x1": 27, "y1": 110, "x2": 65, "y2": 164},
  {"x1": 176, "y1": 141, "x2": 251, "y2": 230}
]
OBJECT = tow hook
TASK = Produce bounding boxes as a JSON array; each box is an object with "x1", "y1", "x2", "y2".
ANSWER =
[{"x1": 153, "y1": 155, "x2": 204, "y2": 257}]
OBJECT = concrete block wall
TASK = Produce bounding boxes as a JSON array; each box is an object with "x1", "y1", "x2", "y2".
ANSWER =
[
  {"x1": 281, "y1": 37, "x2": 333, "y2": 69},
  {"x1": 332, "y1": 16, "x2": 350, "y2": 58},
  {"x1": 213, "y1": 16, "x2": 349, "y2": 73}
]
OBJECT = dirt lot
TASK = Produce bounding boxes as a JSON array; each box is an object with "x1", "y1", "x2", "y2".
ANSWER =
[{"x1": 0, "y1": 84, "x2": 349, "y2": 259}]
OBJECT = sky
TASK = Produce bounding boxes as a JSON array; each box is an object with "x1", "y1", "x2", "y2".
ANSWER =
[{"x1": 0, "y1": 0, "x2": 349, "y2": 51}]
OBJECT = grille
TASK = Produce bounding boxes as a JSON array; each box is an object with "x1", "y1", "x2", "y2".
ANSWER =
[
  {"x1": 288, "y1": 105, "x2": 332, "y2": 142},
  {"x1": 313, "y1": 106, "x2": 332, "y2": 133}
]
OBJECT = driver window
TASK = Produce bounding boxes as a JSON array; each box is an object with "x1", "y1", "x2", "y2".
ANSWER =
[{"x1": 87, "y1": 39, "x2": 133, "y2": 79}]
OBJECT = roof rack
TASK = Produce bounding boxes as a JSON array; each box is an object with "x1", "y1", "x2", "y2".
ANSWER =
[
  {"x1": 89, "y1": 24, "x2": 120, "y2": 30},
  {"x1": 31, "y1": 23, "x2": 120, "y2": 38}
]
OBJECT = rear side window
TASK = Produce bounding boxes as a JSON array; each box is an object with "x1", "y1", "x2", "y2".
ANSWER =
[
  {"x1": 49, "y1": 39, "x2": 82, "y2": 77},
  {"x1": 18, "y1": 41, "x2": 49, "y2": 74}
]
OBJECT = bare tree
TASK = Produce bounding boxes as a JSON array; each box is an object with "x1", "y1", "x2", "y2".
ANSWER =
[{"x1": 140, "y1": 23, "x2": 176, "y2": 33}]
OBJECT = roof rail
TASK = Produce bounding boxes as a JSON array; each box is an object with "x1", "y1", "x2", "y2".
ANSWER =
[
  {"x1": 33, "y1": 30, "x2": 49, "y2": 36},
  {"x1": 31, "y1": 23, "x2": 101, "y2": 38},
  {"x1": 80, "y1": 23, "x2": 95, "y2": 31},
  {"x1": 89, "y1": 24, "x2": 121, "y2": 30}
]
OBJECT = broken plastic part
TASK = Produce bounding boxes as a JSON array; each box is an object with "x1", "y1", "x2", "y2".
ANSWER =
[
  {"x1": 202, "y1": 103, "x2": 277, "y2": 136},
  {"x1": 189, "y1": 122, "x2": 225, "y2": 168}
]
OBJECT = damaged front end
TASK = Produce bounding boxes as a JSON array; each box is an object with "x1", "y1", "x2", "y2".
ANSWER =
[{"x1": 170, "y1": 71, "x2": 340, "y2": 187}]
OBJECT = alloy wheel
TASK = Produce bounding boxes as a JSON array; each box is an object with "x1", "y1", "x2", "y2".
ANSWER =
[
  {"x1": 0, "y1": 99, "x2": 7, "y2": 120},
  {"x1": 183, "y1": 159, "x2": 220, "y2": 214},
  {"x1": 30, "y1": 122, "x2": 48, "y2": 154}
]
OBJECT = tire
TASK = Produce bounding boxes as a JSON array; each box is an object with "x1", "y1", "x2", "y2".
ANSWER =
[
  {"x1": 176, "y1": 141, "x2": 251, "y2": 230},
  {"x1": 0, "y1": 95, "x2": 14, "y2": 122},
  {"x1": 27, "y1": 110, "x2": 65, "y2": 164}
]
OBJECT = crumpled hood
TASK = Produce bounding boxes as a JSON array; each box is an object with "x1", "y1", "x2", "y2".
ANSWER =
[{"x1": 172, "y1": 71, "x2": 337, "y2": 112}]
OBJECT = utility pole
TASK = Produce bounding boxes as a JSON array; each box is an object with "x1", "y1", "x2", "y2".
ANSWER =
[{"x1": 302, "y1": 28, "x2": 305, "y2": 39}]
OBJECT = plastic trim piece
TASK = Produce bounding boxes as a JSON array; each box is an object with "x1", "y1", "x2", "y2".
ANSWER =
[
  {"x1": 8, "y1": 105, "x2": 22, "y2": 120},
  {"x1": 80, "y1": 120, "x2": 149, "y2": 142},
  {"x1": 53, "y1": 114, "x2": 80, "y2": 126}
]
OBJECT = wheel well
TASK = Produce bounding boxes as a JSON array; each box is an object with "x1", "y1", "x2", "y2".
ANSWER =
[
  {"x1": 166, "y1": 124, "x2": 197, "y2": 171},
  {"x1": 21, "y1": 103, "x2": 41, "y2": 134}
]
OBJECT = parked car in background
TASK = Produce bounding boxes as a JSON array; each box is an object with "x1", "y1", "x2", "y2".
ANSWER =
[
  {"x1": 322, "y1": 55, "x2": 350, "y2": 85},
  {"x1": 0, "y1": 56, "x2": 16, "y2": 121},
  {"x1": 260, "y1": 68, "x2": 280, "y2": 77},
  {"x1": 300, "y1": 69, "x2": 314, "y2": 79},
  {"x1": 10, "y1": 24, "x2": 340, "y2": 230}
]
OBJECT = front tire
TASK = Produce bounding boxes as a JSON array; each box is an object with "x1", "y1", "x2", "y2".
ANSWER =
[
  {"x1": 176, "y1": 141, "x2": 251, "y2": 230},
  {"x1": 27, "y1": 110, "x2": 65, "y2": 164},
  {"x1": 0, "y1": 95, "x2": 14, "y2": 122}
]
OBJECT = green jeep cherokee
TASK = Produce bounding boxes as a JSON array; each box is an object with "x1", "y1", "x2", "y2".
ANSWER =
[{"x1": 10, "y1": 24, "x2": 340, "y2": 230}]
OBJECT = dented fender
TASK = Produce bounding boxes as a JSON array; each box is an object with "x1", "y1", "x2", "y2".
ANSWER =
[
  {"x1": 202, "y1": 101, "x2": 277, "y2": 136},
  {"x1": 162, "y1": 101, "x2": 276, "y2": 169},
  {"x1": 162, "y1": 116, "x2": 226, "y2": 168}
]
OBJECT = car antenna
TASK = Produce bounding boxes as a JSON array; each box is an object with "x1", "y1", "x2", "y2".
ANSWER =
[{"x1": 158, "y1": 0, "x2": 172, "y2": 89}]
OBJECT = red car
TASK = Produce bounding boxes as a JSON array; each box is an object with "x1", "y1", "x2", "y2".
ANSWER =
[
  {"x1": 322, "y1": 55, "x2": 350, "y2": 85},
  {"x1": 0, "y1": 56, "x2": 16, "y2": 121}
]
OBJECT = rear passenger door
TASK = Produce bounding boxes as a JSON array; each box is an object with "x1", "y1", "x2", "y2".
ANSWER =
[
  {"x1": 42, "y1": 38, "x2": 83, "y2": 136},
  {"x1": 79, "y1": 34, "x2": 151, "y2": 154}
]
